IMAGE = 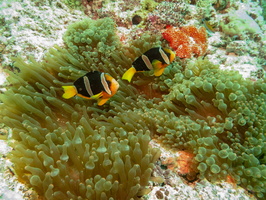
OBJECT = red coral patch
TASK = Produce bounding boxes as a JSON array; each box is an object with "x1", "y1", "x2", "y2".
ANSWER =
[{"x1": 162, "y1": 25, "x2": 208, "y2": 58}]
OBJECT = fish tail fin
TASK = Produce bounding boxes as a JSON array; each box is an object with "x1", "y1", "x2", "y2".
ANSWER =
[
  {"x1": 62, "y1": 86, "x2": 77, "y2": 99},
  {"x1": 122, "y1": 67, "x2": 136, "y2": 82}
]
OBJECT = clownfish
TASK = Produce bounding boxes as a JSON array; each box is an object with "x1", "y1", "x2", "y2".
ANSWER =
[
  {"x1": 122, "y1": 47, "x2": 175, "y2": 82},
  {"x1": 62, "y1": 71, "x2": 119, "y2": 106}
]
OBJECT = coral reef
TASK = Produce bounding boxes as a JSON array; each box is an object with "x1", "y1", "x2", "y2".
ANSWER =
[
  {"x1": 162, "y1": 151, "x2": 198, "y2": 181},
  {"x1": 149, "y1": 175, "x2": 255, "y2": 200},
  {"x1": 140, "y1": 0, "x2": 158, "y2": 12},
  {"x1": 146, "y1": 57, "x2": 266, "y2": 199},
  {"x1": 1, "y1": 0, "x2": 266, "y2": 199},
  {"x1": 147, "y1": 1, "x2": 189, "y2": 30},
  {"x1": 64, "y1": 0, "x2": 83, "y2": 9},
  {"x1": 0, "y1": 17, "x2": 162, "y2": 199},
  {"x1": 2, "y1": 15, "x2": 266, "y2": 199},
  {"x1": 151, "y1": 143, "x2": 257, "y2": 200},
  {"x1": 263, "y1": 1, "x2": 266, "y2": 20},
  {"x1": 0, "y1": 140, "x2": 25, "y2": 200},
  {"x1": 0, "y1": 0, "x2": 85, "y2": 66},
  {"x1": 220, "y1": 10, "x2": 262, "y2": 37},
  {"x1": 162, "y1": 25, "x2": 207, "y2": 58}
]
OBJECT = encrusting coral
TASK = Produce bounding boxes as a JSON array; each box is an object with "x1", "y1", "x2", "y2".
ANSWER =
[
  {"x1": 1, "y1": 16, "x2": 266, "y2": 200},
  {"x1": 162, "y1": 25, "x2": 207, "y2": 58}
]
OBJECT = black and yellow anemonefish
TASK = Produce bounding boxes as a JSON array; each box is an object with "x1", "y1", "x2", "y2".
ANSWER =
[
  {"x1": 62, "y1": 71, "x2": 119, "y2": 106},
  {"x1": 122, "y1": 47, "x2": 175, "y2": 82}
]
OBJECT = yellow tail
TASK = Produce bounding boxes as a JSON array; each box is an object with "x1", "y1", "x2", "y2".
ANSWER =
[
  {"x1": 122, "y1": 67, "x2": 136, "y2": 82},
  {"x1": 62, "y1": 86, "x2": 77, "y2": 99}
]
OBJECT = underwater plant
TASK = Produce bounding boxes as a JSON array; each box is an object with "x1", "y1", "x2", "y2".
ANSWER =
[{"x1": 1, "y1": 16, "x2": 266, "y2": 200}]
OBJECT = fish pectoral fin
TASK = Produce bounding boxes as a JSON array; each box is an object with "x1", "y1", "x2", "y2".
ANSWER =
[
  {"x1": 90, "y1": 92, "x2": 103, "y2": 99},
  {"x1": 152, "y1": 60, "x2": 163, "y2": 69},
  {"x1": 152, "y1": 60, "x2": 166, "y2": 76},
  {"x1": 154, "y1": 67, "x2": 165, "y2": 76},
  {"x1": 97, "y1": 98, "x2": 109, "y2": 106},
  {"x1": 62, "y1": 86, "x2": 77, "y2": 99},
  {"x1": 122, "y1": 67, "x2": 137, "y2": 82}
]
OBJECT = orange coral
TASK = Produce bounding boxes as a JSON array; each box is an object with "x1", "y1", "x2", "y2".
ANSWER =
[
  {"x1": 226, "y1": 175, "x2": 237, "y2": 188},
  {"x1": 162, "y1": 151, "x2": 197, "y2": 175},
  {"x1": 162, "y1": 25, "x2": 207, "y2": 58},
  {"x1": 177, "y1": 151, "x2": 196, "y2": 175}
]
